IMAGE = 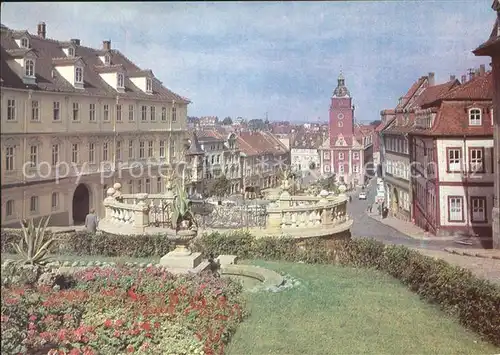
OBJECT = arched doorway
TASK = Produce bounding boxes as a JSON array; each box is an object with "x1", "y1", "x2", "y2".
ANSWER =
[{"x1": 72, "y1": 184, "x2": 90, "y2": 225}]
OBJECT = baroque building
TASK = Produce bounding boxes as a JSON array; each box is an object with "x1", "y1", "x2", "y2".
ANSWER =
[{"x1": 1, "y1": 22, "x2": 189, "y2": 226}]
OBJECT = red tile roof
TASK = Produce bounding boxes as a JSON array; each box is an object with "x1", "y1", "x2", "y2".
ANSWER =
[
  {"x1": 0, "y1": 25, "x2": 189, "y2": 103},
  {"x1": 238, "y1": 131, "x2": 288, "y2": 156},
  {"x1": 440, "y1": 72, "x2": 493, "y2": 101}
]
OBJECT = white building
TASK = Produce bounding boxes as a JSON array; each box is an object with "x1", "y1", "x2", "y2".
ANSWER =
[
  {"x1": 1, "y1": 22, "x2": 189, "y2": 227},
  {"x1": 290, "y1": 131, "x2": 325, "y2": 174}
]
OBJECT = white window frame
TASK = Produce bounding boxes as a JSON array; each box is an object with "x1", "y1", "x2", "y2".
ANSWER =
[
  {"x1": 470, "y1": 197, "x2": 486, "y2": 222},
  {"x1": 6, "y1": 200, "x2": 14, "y2": 217},
  {"x1": 468, "y1": 108, "x2": 481, "y2": 126},
  {"x1": 88, "y1": 143, "x2": 95, "y2": 163},
  {"x1": 161, "y1": 107, "x2": 167, "y2": 121},
  {"x1": 71, "y1": 143, "x2": 79, "y2": 163},
  {"x1": 469, "y1": 148, "x2": 483, "y2": 172},
  {"x1": 20, "y1": 37, "x2": 29, "y2": 48},
  {"x1": 139, "y1": 141, "x2": 145, "y2": 159},
  {"x1": 5, "y1": 146, "x2": 14, "y2": 171},
  {"x1": 31, "y1": 100, "x2": 39, "y2": 121},
  {"x1": 448, "y1": 196, "x2": 463, "y2": 222},
  {"x1": 338, "y1": 164, "x2": 345, "y2": 174},
  {"x1": 145, "y1": 178, "x2": 151, "y2": 194},
  {"x1": 103, "y1": 104, "x2": 110, "y2": 121},
  {"x1": 448, "y1": 148, "x2": 461, "y2": 172},
  {"x1": 157, "y1": 177, "x2": 163, "y2": 193},
  {"x1": 72, "y1": 102, "x2": 79, "y2": 121},
  {"x1": 172, "y1": 106, "x2": 177, "y2": 122},
  {"x1": 150, "y1": 106, "x2": 156, "y2": 121},
  {"x1": 51, "y1": 144, "x2": 59, "y2": 166},
  {"x1": 116, "y1": 104, "x2": 122, "y2": 121},
  {"x1": 159, "y1": 140, "x2": 165, "y2": 158},
  {"x1": 128, "y1": 140, "x2": 134, "y2": 159},
  {"x1": 146, "y1": 78, "x2": 152, "y2": 92},
  {"x1": 75, "y1": 66, "x2": 83, "y2": 83},
  {"x1": 104, "y1": 54, "x2": 111, "y2": 65},
  {"x1": 103, "y1": 142, "x2": 109, "y2": 161},
  {"x1": 141, "y1": 106, "x2": 147, "y2": 121},
  {"x1": 148, "y1": 141, "x2": 154, "y2": 158},
  {"x1": 51, "y1": 192, "x2": 59, "y2": 211},
  {"x1": 128, "y1": 105, "x2": 134, "y2": 121},
  {"x1": 116, "y1": 141, "x2": 122, "y2": 161},
  {"x1": 117, "y1": 73, "x2": 124, "y2": 88},
  {"x1": 30, "y1": 196, "x2": 38, "y2": 213},
  {"x1": 53, "y1": 101, "x2": 60, "y2": 121},
  {"x1": 25, "y1": 59, "x2": 35, "y2": 77},
  {"x1": 29, "y1": 145, "x2": 38, "y2": 168},
  {"x1": 7, "y1": 99, "x2": 16, "y2": 121},
  {"x1": 68, "y1": 47, "x2": 75, "y2": 57},
  {"x1": 89, "y1": 103, "x2": 96, "y2": 121}
]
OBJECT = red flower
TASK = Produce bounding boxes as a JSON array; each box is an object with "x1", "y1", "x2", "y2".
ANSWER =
[
  {"x1": 127, "y1": 345, "x2": 134, "y2": 353},
  {"x1": 141, "y1": 321, "x2": 151, "y2": 331},
  {"x1": 153, "y1": 321, "x2": 160, "y2": 329},
  {"x1": 104, "y1": 319, "x2": 113, "y2": 328},
  {"x1": 29, "y1": 315, "x2": 37, "y2": 321}
]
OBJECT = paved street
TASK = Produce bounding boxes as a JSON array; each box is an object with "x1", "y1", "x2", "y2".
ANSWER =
[{"x1": 347, "y1": 179, "x2": 454, "y2": 251}]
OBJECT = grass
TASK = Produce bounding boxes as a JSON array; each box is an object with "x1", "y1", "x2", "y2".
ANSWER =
[{"x1": 227, "y1": 260, "x2": 500, "y2": 355}]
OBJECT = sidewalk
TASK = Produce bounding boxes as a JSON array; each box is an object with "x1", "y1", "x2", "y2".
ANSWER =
[
  {"x1": 443, "y1": 247, "x2": 500, "y2": 260},
  {"x1": 366, "y1": 209, "x2": 444, "y2": 241}
]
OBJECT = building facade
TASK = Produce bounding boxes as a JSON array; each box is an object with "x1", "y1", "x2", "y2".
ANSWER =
[
  {"x1": 410, "y1": 70, "x2": 494, "y2": 240},
  {"x1": 1, "y1": 22, "x2": 189, "y2": 226},
  {"x1": 319, "y1": 72, "x2": 365, "y2": 185},
  {"x1": 473, "y1": 0, "x2": 500, "y2": 248},
  {"x1": 290, "y1": 131, "x2": 325, "y2": 173}
]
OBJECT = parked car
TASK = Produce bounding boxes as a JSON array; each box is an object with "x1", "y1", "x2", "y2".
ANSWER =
[{"x1": 358, "y1": 192, "x2": 367, "y2": 200}]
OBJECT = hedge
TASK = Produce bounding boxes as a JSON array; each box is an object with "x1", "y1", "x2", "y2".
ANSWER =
[{"x1": 1, "y1": 229, "x2": 499, "y2": 346}]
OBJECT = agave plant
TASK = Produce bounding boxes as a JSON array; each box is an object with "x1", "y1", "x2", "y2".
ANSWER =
[
  {"x1": 170, "y1": 186, "x2": 197, "y2": 231},
  {"x1": 12, "y1": 216, "x2": 54, "y2": 265}
]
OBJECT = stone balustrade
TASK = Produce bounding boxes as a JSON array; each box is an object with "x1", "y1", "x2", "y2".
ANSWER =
[{"x1": 100, "y1": 181, "x2": 352, "y2": 237}]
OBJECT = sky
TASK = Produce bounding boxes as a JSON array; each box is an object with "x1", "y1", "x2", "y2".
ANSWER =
[{"x1": 1, "y1": 1, "x2": 495, "y2": 124}]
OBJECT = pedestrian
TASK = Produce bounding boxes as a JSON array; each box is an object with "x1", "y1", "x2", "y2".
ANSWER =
[
  {"x1": 349, "y1": 195, "x2": 352, "y2": 202},
  {"x1": 85, "y1": 209, "x2": 99, "y2": 234}
]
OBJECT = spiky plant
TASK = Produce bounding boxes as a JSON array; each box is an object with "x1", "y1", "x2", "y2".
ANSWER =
[
  {"x1": 12, "y1": 216, "x2": 54, "y2": 265},
  {"x1": 170, "y1": 186, "x2": 197, "y2": 231}
]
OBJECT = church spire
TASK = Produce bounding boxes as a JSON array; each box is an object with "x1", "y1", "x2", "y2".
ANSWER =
[{"x1": 333, "y1": 70, "x2": 350, "y2": 98}]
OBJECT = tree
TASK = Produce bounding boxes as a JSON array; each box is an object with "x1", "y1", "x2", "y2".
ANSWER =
[
  {"x1": 222, "y1": 116, "x2": 233, "y2": 125},
  {"x1": 370, "y1": 120, "x2": 381, "y2": 126},
  {"x1": 207, "y1": 176, "x2": 231, "y2": 198},
  {"x1": 248, "y1": 119, "x2": 265, "y2": 131}
]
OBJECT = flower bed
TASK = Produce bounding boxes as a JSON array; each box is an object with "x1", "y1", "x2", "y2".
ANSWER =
[{"x1": 1, "y1": 267, "x2": 246, "y2": 355}]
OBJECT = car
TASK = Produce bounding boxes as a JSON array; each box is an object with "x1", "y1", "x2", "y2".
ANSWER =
[{"x1": 358, "y1": 192, "x2": 367, "y2": 200}]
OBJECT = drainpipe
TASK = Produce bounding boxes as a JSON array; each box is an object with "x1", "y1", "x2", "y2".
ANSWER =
[
  {"x1": 22, "y1": 90, "x2": 33, "y2": 222},
  {"x1": 463, "y1": 135, "x2": 470, "y2": 237}
]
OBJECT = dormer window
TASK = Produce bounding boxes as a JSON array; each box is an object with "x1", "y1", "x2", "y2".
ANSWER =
[
  {"x1": 469, "y1": 108, "x2": 482, "y2": 126},
  {"x1": 20, "y1": 37, "x2": 29, "y2": 48},
  {"x1": 75, "y1": 67, "x2": 83, "y2": 84},
  {"x1": 104, "y1": 54, "x2": 110, "y2": 65},
  {"x1": 146, "y1": 78, "x2": 152, "y2": 93},
  {"x1": 68, "y1": 47, "x2": 75, "y2": 57},
  {"x1": 25, "y1": 59, "x2": 35, "y2": 77},
  {"x1": 117, "y1": 73, "x2": 124, "y2": 88}
]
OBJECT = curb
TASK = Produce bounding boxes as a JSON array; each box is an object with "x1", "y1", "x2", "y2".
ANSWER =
[
  {"x1": 365, "y1": 212, "x2": 443, "y2": 241},
  {"x1": 444, "y1": 248, "x2": 500, "y2": 260}
]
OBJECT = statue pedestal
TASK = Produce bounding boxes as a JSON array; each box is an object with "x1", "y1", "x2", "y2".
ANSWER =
[
  {"x1": 160, "y1": 251, "x2": 203, "y2": 269},
  {"x1": 159, "y1": 229, "x2": 210, "y2": 274}
]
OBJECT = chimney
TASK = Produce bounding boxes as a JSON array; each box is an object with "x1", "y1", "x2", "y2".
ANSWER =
[
  {"x1": 468, "y1": 68, "x2": 475, "y2": 81},
  {"x1": 37, "y1": 22, "x2": 46, "y2": 39},
  {"x1": 450, "y1": 75, "x2": 456, "y2": 81},
  {"x1": 428, "y1": 72, "x2": 435, "y2": 86},
  {"x1": 70, "y1": 38, "x2": 80, "y2": 46},
  {"x1": 479, "y1": 64, "x2": 486, "y2": 76},
  {"x1": 461, "y1": 75, "x2": 467, "y2": 84},
  {"x1": 102, "y1": 40, "x2": 111, "y2": 51}
]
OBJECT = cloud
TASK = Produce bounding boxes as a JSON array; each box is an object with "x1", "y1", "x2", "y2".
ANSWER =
[{"x1": 1, "y1": 1, "x2": 494, "y2": 123}]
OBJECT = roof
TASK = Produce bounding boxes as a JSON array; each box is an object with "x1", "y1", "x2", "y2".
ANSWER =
[
  {"x1": 185, "y1": 132, "x2": 204, "y2": 155},
  {"x1": 290, "y1": 131, "x2": 325, "y2": 149},
  {"x1": 238, "y1": 131, "x2": 288, "y2": 156},
  {"x1": 397, "y1": 77, "x2": 427, "y2": 110},
  {"x1": 412, "y1": 80, "x2": 460, "y2": 107},
  {"x1": 0, "y1": 25, "x2": 189, "y2": 103},
  {"x1": 412, "y1": 101, "x2": 494, "y2": 137},
  {"x1": 473, "y1": 15, "x2": 500, "y2": 55},
  {"x1": 439, "y1": 72, "x2": 493, "y2": 101}
]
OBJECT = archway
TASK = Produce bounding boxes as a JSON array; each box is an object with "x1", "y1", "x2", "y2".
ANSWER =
[{"x1": 72, "y1": 184, "x2": 90, "y2": 224}]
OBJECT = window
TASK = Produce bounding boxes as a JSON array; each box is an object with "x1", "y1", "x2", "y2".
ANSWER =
[
  {"x1": 116, "y1": 141, "x2": 122, "y2": 161},
  {"x1": 29, "y1": 145, "x2": 38, "y2": 167},
  {"x1": 157, "y1": 177, "x2": 162, "y2": 193},
  {"x1": 138, "y1": 179, "x2": 142, "y2": 192},
  {"x1": 148, "y1": 141, "x2": 154, "y2": 158},
  {"x1": 103, "y1": 142, "x2": 109, "y2": 161},
  {"x1": 161, "y1": 107, "x2": 167, "y2": 121},
  {"x1": 31, "y1": 100, "x2": 39, "y2": 121},
  {"x1": 89, "y1": 103, "x2": 96, "y2": 121},
  {"x1": 51, "y1": 192, "x2": 59, "y2": 210},
  {"x1": 88, "y1": 143, "x2": 95, "y2": 163},
  {"x1": 72, "y1": 144, "x2": 79, "y2": 163},
  {"x1": 128, "y1": 140, "x2": 134, "y2": 159},
  {"x1": 146, "y1": 78, "x2": 152, "y2": 92},
  {"x1": 470, "y1": 197, "x2": 486, "y2": 222},
  {"x1": 30, "y1": 196, "x2": 38, "y2": 213},
  {"x1": 72, "y1": 102, "x2": 79, "y2": 121},
  {"x1": 170, "y1": 140, "x2": 176, "y2": 160},
  {"x1": 75, "y1": 67, "x2": 83, "y2": 83},
  {"x1": 338, "y1": 164, "x2": 345, "y2": 174},
  {"x1": 353, "y1": 165, "x2": 359, "y2": 173},
  {"x1": 447, "y1": 148, "x2": 461, "y2": 172},
  {"x1": 103, "y1": 104, "x2": 109, "y2": 121},
  {"x1": 145, "y1": 178, "x2": 151, "y2": 193},
  {"x1": 172, "y1": 106, "x2": 177, "y2": 122},
  {"x1": 448, "y1": 196, "x2": 464, "y2": 222},
  {"x1": 128, "y1": 105, "x2": 134, "y2": 121},
  {"x1": 469, "y1": 148, "x2": 484, "y2": 173},
  {"x1": 353, "y1": 152, "x2": 359, "y2": 159},
  {"x1": 7, "y1": 99, "x2": 16, "y2": 121},
  {"x1": 141, "y1": 106, "x2": 147, "y2": 121},
  {"x1": 5, "y1": 146, "x2": 14, "y2": 171},
  {"x1": 469, "y1": 108, "x2": 481, "y2": 126},
  {"x1": 159, "y1": 140, "x2": 165, "y2": 158},
  {"x1": 51, "y1": 144, "x2": 59, "y2": 166},
  {"x1": 339, "y1": 152, "x2": 344, "y2": 160},
  {"x1": 139, "y1": 141, "x2": 145, "y2": 159},
  {"x1": 68, "y1": 47, "x2": 74, "y2": 57},
  {"x1": 128, "y1": 180, "x2": 133, "y2": 193},
  {"x1": 150, "y1": 106, "x2": 156, "y2": 121},
  {"x1": 116, "y1": 104, "x2": 122, "y2": 121},
  {"x1": 52, "y1": 101, "x2": 60, "y2": 121},
  {"x1": 104, "y1": 54, "x2": 110, "y2": 65},
  {"x1": 25, "y1": 59, "x2": 35, "y2": 77},
  {"x1": 20, "y1": 37, "x2": 29, "y2": 48},
  {"x1": 117, "y1": 73, "x2": 124, "y2": 88},
  {"x1": 6, "y1": 200, "x2": 14, "y2": 217}
]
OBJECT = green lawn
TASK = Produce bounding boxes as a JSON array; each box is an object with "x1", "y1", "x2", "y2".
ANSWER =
[{"x1": 227, "y1": 260, "x2": 500, "y2": 355}]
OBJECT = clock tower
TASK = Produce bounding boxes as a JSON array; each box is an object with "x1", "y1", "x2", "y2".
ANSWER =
[{"x1": 329, "y1": 71, "x2": 355, "y2": 147}]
